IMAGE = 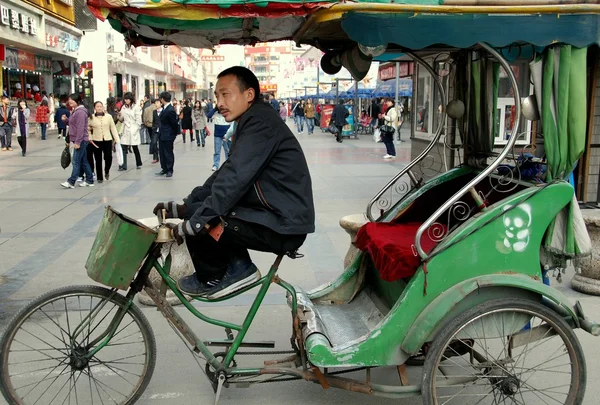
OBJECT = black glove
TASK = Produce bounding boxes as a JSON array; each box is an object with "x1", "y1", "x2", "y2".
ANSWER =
[
  {"x1": 166, "y1": 221, "x2": 197, "y2": 245},
  {"x1": 153, "y1": 201, "x2": 186, "y2": 220}
]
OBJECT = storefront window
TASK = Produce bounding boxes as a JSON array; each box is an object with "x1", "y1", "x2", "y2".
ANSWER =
[
  {"x1": 415, "y1": 63, "x2": 432, "y2": 134},
  {"x1": 493, "y1": 61, "x2": 532, "y2": 146}
]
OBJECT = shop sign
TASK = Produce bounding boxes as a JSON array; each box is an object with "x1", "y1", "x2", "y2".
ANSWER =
[
  {"x1": 0, "y1": 4, "x2": 38, "y2": 35},
  {"x1": 201, "y1": 55, "x2": 224, "y2": 62},
  {"x1": 45, "y1": 25, "x2": 80, "y2": 55},
  {"x1": 260, "y1": 84, "x2": 277, "y2": 93},
  {"x1": 378, "y1": 62, "x2": 414, "y2": 81},
  {"x1": 4, "y1": 47, "x2": 17, "y2": 69},
  {"x1": 34, "y1": 55, "x2": 51, "y2": 74},
  {"x1": 17, "y1": 50, "x2": 35, "y2": 71}
]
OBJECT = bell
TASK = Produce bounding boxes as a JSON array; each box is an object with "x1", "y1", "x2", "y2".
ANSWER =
[{"x1": 155, "y1": 209, "x2": 174, "y2": 243}]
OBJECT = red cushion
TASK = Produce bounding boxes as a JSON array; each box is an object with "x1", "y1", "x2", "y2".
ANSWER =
[{"x1": 355, "y1": 222, "x2": 444, "y2": 282}]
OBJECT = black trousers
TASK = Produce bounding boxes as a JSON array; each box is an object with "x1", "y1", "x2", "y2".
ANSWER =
[
  {"x1": 336, "y1": 125, "x2": 343, "y2": 142},
  {"x1": 121, "y1": 145, "x2": 142, "y2": 169},
  {"x1": 159, "y1": 139, "x2": 174, "y2": 173},
  {"x1": 92, "y1": 140, "x2": 113, "y2": 180},
  {"x1": 17, "y1": 135, "x2": 26, "y2": 154},
  {"x1": 184, "y1": 216, "x2": 306, "y2": 282},
  {"x1": 150, "y1": 130, "x2": 159, "y2": 161}
]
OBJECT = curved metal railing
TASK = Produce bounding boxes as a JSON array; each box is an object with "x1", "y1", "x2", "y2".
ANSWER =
[
  {"x1": 365, "y1": 51, "x2": 447, "y2": 221},
  {"x1": 414, "y1": 42, "x2": 522, "y2": 259}
]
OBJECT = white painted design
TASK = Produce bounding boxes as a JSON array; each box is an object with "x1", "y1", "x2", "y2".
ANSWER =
[{"x1": 502, "y1": 204, "x2": 532, "y2": 253}]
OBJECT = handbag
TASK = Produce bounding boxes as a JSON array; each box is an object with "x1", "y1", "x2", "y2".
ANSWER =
[
  {"x1": 328, "y1": 123, "x2": 338, "y2": 134},
  {"x1": 380, "y1": 125, "x2": 395, "y2": 135},
  {"x1": 60, "y1": 145, "x2": 71, "y2": 169},
  {"x1": 373, "y1": 128, "x2": 382, "y2": 143}
]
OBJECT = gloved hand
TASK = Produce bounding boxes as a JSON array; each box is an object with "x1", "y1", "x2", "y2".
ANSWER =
[
  {"x1": 153, "y1": 201, "x2": 187, "y2": 221},
  {"x1": 165, "y1": 221, "x2": 197, "y2": 245}
]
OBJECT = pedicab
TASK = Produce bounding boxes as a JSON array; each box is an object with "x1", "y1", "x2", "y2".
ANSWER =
[{"x1": 2, "y1": 1, "x2": 600, "y2": 404}]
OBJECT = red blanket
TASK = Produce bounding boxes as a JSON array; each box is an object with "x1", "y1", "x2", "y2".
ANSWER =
[{"x1": 356, "y1": 222, "x2": 444, "y2": 282}]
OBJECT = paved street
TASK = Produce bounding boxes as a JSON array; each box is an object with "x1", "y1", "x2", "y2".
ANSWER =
[{"x1": 1, "y1": 122, "x2": 599, "y2": 404}]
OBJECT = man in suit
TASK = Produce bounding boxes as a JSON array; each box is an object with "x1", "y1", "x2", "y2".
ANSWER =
[{"x1": 156, "y1": 92, "x2": 178, "y2": 178}]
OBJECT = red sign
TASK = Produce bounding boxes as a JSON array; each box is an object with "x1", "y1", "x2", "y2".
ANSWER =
[
  {"x1": 201, "y1": 55, "x2": 224, "y2": 62},
  {"x1": 0, "y1": 45, "x2": 4, "y2": 62},
  {"x1": 17, "y1": 50, "x2": 35, "y2": 71},
  {"x1": 378, "y1": 62, "x2": 414, "y2": 81},
  {"x1": 260, "y1": 84, "x2": 277, "y2": 93},
  {"x1": 245, "y1": 46, "x2": 288, "y2": 55},
  {"x1": 320, "y1": 104, "x2": 334, "y2": 128}
]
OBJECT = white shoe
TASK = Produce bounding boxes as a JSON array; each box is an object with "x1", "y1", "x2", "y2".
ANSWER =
[
  {"x1": 383, "y1": 154, "x2": 392, "y2": 159},
  {"x1": 79, "y1": 182, "x2": 94, "y2": 187},
  {"x1": 212, "y1": 166, "x2": 217, "y2": 171},
  {"x1": 60, "y1": 182, "x2": 74, "y2": 189}
]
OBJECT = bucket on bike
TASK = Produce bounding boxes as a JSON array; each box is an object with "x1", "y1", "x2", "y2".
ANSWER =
[{"x1": 86, "y1": 206, "x2": 157, "y2": 290}]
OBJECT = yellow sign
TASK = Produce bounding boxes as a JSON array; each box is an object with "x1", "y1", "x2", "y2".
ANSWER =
[{"x1": 23, "y1": 0, "x2": 75, "y2": 25}]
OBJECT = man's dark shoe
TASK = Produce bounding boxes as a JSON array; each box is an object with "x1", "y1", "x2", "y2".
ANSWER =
[
  {"x1": 205, "y1": 261, "x2": 261, "y2": 299},
  {"x1": 177, "y1": 275, "x2": 222, "y2": 297},
  {"x1": 155, "y1": 171, "x2": 167, "y2": 176},
  {"x1": 166, "y1": 172, "x2": 173, "y2": 178}
]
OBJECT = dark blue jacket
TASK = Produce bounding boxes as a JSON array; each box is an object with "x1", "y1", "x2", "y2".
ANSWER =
[
  {"x1": 54, "y1": 106, "x2": 70, "y2": 130},
  {"x1": 159, "y1": 103, "x2": 179, "y2": 141}
]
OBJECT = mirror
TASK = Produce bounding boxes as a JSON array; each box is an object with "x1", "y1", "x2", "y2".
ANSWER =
[
  {"x1": 446, "y1": 99, "x2": 465, "y2": 119},
  {"x1": 522, "y1": 95, "x2": 540, "y2": 121}
]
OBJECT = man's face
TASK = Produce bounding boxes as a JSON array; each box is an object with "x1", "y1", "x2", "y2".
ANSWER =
[
  {"x1": 155, "y1": 100, "x2": 162, "y2": 108},
  {"x1": 215, "y1": 74, "x2": 254, "y2": 122}
]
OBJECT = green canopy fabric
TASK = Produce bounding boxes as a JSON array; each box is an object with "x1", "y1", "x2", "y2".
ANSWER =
[{"x1": 530, "y1": 46, "x2": 591, "y2": 258}]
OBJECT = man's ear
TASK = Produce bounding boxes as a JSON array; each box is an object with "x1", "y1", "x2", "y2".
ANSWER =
[{"x1": 246, "y1": 88, "x2": 255, "y2": 103}]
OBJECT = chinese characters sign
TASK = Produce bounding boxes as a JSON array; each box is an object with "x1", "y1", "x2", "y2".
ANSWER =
[
  {"x1": 34, "y1": 55, "x2": 51, "y2": 74},
  {"x1": 45, "y1": 27, "x2": 80, "y2": 54},
  {"x1": 201, "y1": 55, "x2": 225, "y2": 62},
  {"x1": 0, "y1": 4, "x2": 37, "y2": 35}
]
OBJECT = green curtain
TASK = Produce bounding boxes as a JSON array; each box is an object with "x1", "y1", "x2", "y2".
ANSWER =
[{"x1": 531, "y1": 45, "x2": 590, "y2": 257}]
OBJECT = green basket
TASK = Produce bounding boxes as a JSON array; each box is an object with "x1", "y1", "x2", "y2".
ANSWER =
[{"x1": 86, "y1": 206, "x2": 157, "y2": 290}]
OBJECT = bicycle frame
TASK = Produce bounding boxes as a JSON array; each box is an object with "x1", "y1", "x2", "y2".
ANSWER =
[{"x1": 82, "y1": 243, "x2": 301, "y2": 378}]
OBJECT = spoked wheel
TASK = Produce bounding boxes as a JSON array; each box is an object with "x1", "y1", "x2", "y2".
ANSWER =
[
  {"x1": 0, "y1": 285, "x2": 156, "y2": 405},
  {"x1": 422, "y1": 298, "x2": 586, "y2": 405}
]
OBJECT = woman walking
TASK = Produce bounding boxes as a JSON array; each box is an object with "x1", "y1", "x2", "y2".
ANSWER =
[
  {"x1": 89, "y1": 101, "x2": 120, "y2": 183},
  {"x1": 117, "y1": 92, "x2": 143, "y2": 170},
  {"x1": 279, "y1": 101, "x2": 287, "y2": 121},
  {"x1": 36, "y1": 99, "x2": 50, "y2": 140},
  {"x1": 13, "y1": 99, "x2": 30, "y2": 156},
  {"x1": 60, "y1": 94, "x2": 93, "y2": 188},
  {"x1": 192, "y1": 100, "x2": 207, "y2": 147},
  {"x1": 381, "y1": 99, "x2": 398, "y2": 159},
  {"x1": 181, "y1": 100, "x2": 193, "y2": 143}
]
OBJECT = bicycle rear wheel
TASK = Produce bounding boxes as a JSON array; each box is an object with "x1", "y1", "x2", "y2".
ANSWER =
[{"x1": 0, "y1": 285, "x2": 156, "y2": 405}]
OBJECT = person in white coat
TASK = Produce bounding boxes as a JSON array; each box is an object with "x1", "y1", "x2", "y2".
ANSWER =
[
  {"x1": 381, "y1": 99, "x2": 398, "y2": 159},
  {"x1": 117, "y1": 92, "x2": 143, "y2": 170},
  {"x1": 13, "y1": 99, "x2": 30, "y2": 157}
]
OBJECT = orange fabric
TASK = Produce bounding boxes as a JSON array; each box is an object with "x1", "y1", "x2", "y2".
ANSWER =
[{"x1": 355, "y1": 222, "x2": 444, "y2": 282}]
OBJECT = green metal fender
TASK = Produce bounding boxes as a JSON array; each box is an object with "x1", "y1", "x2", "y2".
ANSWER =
[{"x1": 401, "y1": 273, "x2": 579, "y2": 354}]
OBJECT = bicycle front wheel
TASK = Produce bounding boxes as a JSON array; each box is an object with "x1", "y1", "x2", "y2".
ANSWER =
[{"x1": 0, "y1": 285, "x2": 156, "y2": 405}]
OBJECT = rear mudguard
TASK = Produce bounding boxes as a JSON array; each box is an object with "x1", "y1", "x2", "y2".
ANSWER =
[{"x1": 401, "y1": 274, "x2": 579, "y2": 354}]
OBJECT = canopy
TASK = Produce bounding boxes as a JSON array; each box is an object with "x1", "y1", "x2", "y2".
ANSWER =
[
  {"x1": 345, "y1": 83, "x2": 376, "y2": 99},
  {"x1": 372, "y1": 79, "x2": 412, "y2": 98},
  {"x1": 87, "y1": 1, "x2": 600, "y2": 50}
]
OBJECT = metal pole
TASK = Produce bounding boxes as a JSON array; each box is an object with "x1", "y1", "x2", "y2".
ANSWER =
[
  {"x1": 317, "y1": 64, "x2": 320, "y2": 98},
  {"x1": 335, "y1": 78, "x2": 339, "y2": 103},
  {"x1": 394, "y1": 62, "x2": 400, "y2": 106},
  {"x1": 70, "y1": 62, "x2": 76, "y2": 94}
]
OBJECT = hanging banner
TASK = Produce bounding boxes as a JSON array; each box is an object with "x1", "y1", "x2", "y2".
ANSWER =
[{"x1": 17, "y1": 50, "x2": 35, "y2": 71}]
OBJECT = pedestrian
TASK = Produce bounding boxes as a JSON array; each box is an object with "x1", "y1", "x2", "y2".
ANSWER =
[
  {"x1": 152, "y1": 66, "x2": 314, "y2": 298},
  {"x1": 151, "y1": 98, "x2": 161, "y2": 164},
  {"x1": 88, "y1": 101, "x2": 120, "y2": 183},
  {"x1": 143, "y1": 95, "x2": 157, "y2": 151},
  {"x1": 370, "y1": 98, "x2": 380, "y2": 130},
  {"x1": 269, "y1": 93, "x2": 279, "y2": 112},
  {"x1": 207, "y1": 106, "x2": 231, "y2": 171},
  {"x1": 192, "y1": 100, "x2": 207, "y2": 147},
  {"x1": 0, "y1": 95, "x2": 15, "y2": 151},
  {"x1": 55, "y1": 101, "x2": 69, "y2": 140},
  {"x1": 181, "y1": 100, "x2": 193, "y2": 143},
  {"x1": 381, "y1": 99, "x2": 398, "y2": 159},
  {"x1": 304, "y1": 99, "x2": 315, "y2": 135},
  {"x1": 117, "y1": 92, "x2": 143, "y2": 171},
  {"x1": 293, "y1": 100, "x2": 305, "y2": 134},
  {"x1": 330, "y1": 99, "x2": 348, "y2": 143},
  {"x1": 13, "y1": 99, "x2": 30, "y2": 156},
  {"x1": 141, "y1": 95, "x2": 152, "y2": 145},
  {"x1": 156, "y1": 91, "x2": 178, "y2": 178},
  {"x1": 35, "y1": 99, "x2": 50, "y2": 140},
  {"x1": 106, "y1": 97, "x2": 118, "y2": 124},
  {"x1": 61, "y1": 93, "x2": 93, "y2": 188},
  {"x1": 279, "y1": 101, "x2": 287, "y2": 121}
]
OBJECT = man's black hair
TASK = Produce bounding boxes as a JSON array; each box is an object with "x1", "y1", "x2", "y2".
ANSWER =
[
  {"x1": 159, "y1": 91, "x2": 172, "y2": 102},
  {"x1": 217, "y1": 66, "x2": 260, "y2": 102},
  {"x1": 338, "y1": 99, "x2": 344, "y2": 105},
  {"x1": 151, "y1": 98, "x2": 158, "y2": 103}
]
